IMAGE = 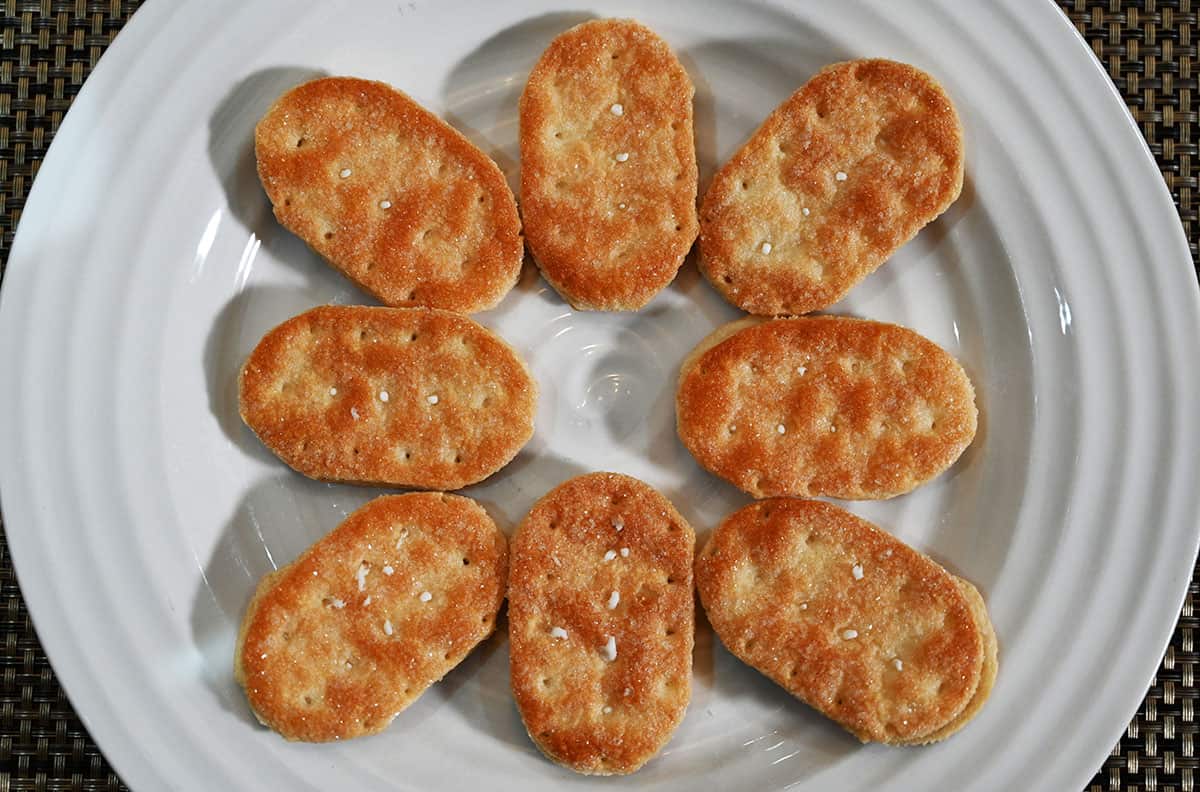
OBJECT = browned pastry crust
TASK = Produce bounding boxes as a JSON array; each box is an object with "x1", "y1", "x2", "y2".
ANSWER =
[
  {"x1": 699, "y1": 59, "x2": 964, "y2": 316},
  {"x1": 235, "y1": 493, "x2": 508, "y2": 741},
  {"x1": 239, "y1": 305, "x2": 536, "y2": 490},
  {"x1": 906, "y1": 577, "x2": 998, "y2": 744},
  {"x1": 676, "y1": 315, "x2": 977, "y2": 499},
  {"x1": 520, "y1": 19, "x2": 699, "y2": 310},
  {"x1": 256, "y1": 77, "x2": 522, "y2": 313},
  {"x1": 695, "y1": 498, "x2": 994, "y2": 744},
  {"x1": 508, "y1": 473, "x2": 694, "y2": 774}
]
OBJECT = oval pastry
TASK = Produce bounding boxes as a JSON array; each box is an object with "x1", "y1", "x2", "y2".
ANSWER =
[
  {"x1": 235, "y1": 493, "x2": 508, "y2": 742},
  {"x1": 699, "y1": 59, "x2": 964, "y2": 316},
  {"x1": 508, "y1": 473, "x2": 694, "y2": 775},
  {"x1": 695, "y1": 498, "x2": 996, "y2": 744},
  {"x1": 676, "y1": 316, "x2": 976, "y2": 499},
  {"x1": 255, "y1": 76, "x2": 522, "y2": 313},
  {"x1": 239, "y1": 305, "x2": 536, "y2": 490},
  {"x1": 520, "y1": 19, "x2": 699, "y2": 311}
]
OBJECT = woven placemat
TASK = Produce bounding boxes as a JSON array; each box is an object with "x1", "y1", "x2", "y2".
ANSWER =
[{"x1": 0, "y1": 1, "x2": 1196, "y2": 790}]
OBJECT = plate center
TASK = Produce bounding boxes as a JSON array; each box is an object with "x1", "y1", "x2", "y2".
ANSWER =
[{"x1": 539, "y1": 314, "x2": 661, "y2": 443}]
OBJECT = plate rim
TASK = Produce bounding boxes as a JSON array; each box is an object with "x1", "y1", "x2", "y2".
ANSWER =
[{"x1": 0, "y1": 0, "x2": 1197, "y2": 790}]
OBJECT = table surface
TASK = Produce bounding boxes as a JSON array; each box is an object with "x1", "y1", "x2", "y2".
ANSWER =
[{"x1": 0, "y1": 1, "x2": 1196, "y2": 790}]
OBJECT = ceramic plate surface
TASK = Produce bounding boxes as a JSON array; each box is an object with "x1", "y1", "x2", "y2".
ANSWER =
[{"x1": 1, "y1": 1, "x2": 1198, "y2": 789}]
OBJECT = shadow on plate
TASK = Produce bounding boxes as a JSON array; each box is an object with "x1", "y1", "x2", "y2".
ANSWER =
[
  {"x1": 417, "y1": 606, "x2": 538, "y2": 754},
  {"x1": 645, "y1": 592, "x2": 857, "y2": 784},
  {"x1": 208, "y1": 66, "x2": 324, "y2": 233},
  {"x1": 679, "y1": 32, "x2": 852, "y2": 169}
]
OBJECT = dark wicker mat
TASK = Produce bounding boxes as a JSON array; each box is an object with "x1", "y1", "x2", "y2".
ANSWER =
[{"x1": 0, "y1": 1, "x2": 1195, "y2": 789}]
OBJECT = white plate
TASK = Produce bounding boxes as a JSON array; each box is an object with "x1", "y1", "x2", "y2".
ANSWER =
[{"x1": 1, "y1": 0, "x2": 1197, "y2": 789}]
